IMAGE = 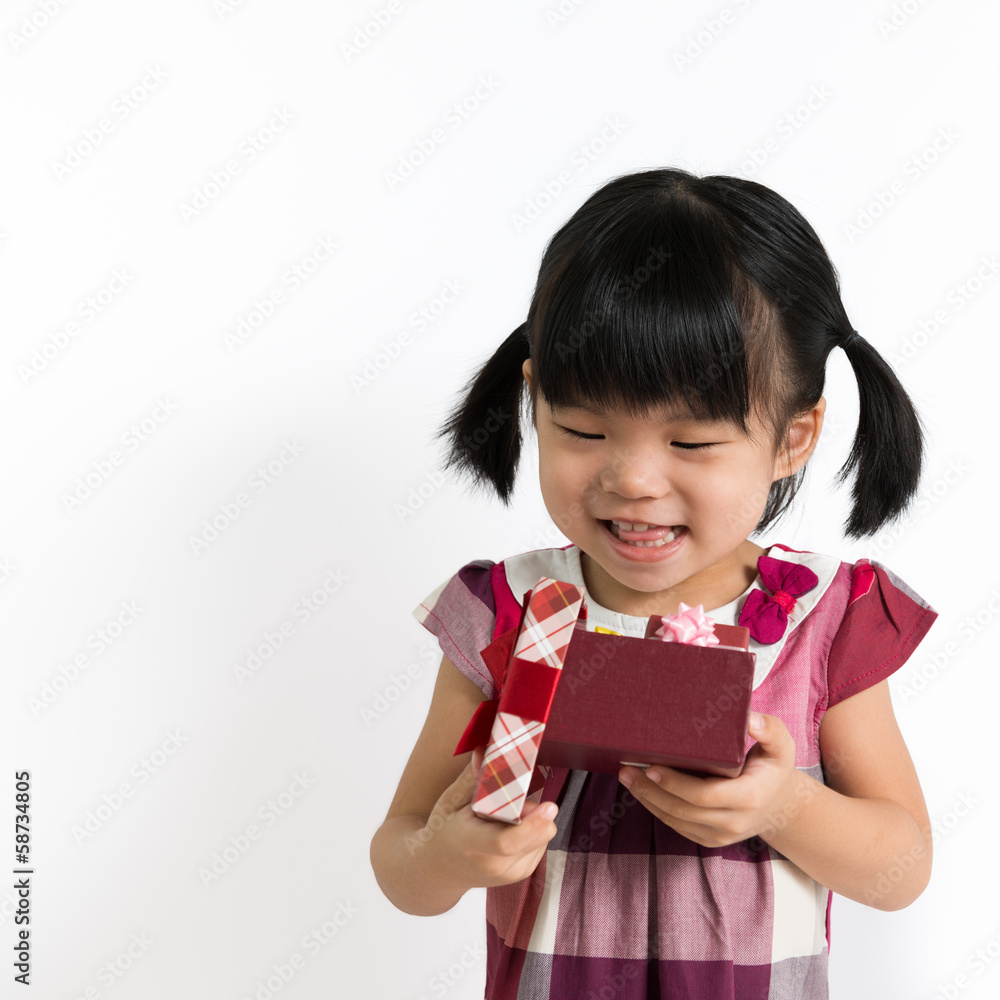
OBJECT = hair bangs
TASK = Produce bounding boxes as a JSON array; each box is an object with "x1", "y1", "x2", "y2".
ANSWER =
[{"x1": 531, "y1": 195, "x2": 768, "y2": 432}]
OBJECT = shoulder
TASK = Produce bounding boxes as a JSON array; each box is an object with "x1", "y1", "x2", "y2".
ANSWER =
[
  {"x1": 767, "y1": 542, "x2": 935, "y2": 623},
  {"x1": 411, "y1": 557, "x2": 496, "y2": 624},
  {"x1": 411, "y1": 544, "x2": 576, "y2": 624},
  {"x1": 802, "y1": 548, "x2": 940, "y2": 710},
  {"x1": 495, "y1": 543, "x2": 583, "y2": 604},
  {"x1": 411, "y1": 545, "x2": 576, "y2": 698}
]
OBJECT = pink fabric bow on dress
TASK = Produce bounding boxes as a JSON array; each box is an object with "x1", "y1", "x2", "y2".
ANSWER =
[
  {"x1": 738, "y1": 555, "x2": 818, "y2": 644},
  {"x1": 654, "y1": 602, "x2": 720, "y2": 646}
]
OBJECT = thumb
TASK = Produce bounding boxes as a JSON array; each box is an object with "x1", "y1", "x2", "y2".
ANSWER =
[
  {"x1": 748, "y1": 712, "x2": 771, "y2": 745},
  {"x1": 747, "y1": 712, "x2": 788, "y2": 758},
  {"x1": 464, "y1": 743, "x2": 485, "y2": 780},
  {"x1": 444, "y1": 745, "x2": 485, "y2": 810},
  {"x1": 521, "y1": 796, "x2": 558, "y2": 824}
]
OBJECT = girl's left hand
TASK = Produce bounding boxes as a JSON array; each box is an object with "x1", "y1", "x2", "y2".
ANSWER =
[{"x1": 618, "y1": 712, "x2": 800, "y2": 848}]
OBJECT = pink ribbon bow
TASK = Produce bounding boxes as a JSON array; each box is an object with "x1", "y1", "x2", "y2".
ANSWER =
[
  {"x1": 738, "y1": 555, "x2": 818, "y2": 644},
  {"x1": 654, "y1": 602, "x2": 719, "y2": 646}
]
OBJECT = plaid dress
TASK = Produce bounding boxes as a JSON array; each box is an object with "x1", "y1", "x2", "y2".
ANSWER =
[{"x1": 412, "y1": 543, "x2": 937, "y2": 1000}]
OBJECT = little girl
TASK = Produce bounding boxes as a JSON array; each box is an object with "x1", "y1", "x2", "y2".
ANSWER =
[{"x1": 370, "y1": 167, "x2": 938, "y2": 999}]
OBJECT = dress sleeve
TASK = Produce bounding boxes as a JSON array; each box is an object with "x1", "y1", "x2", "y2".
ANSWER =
[
  {"x1": 411, "y1": 559, "x2": 498, "y2": 699},
  {"x1": 826, "y1": 559, "x2": 939, "y2": 710}
]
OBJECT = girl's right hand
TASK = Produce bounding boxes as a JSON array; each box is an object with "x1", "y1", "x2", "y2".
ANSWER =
[{"x1": 417, "y1": 744, "x2": 560, "y2": 892}]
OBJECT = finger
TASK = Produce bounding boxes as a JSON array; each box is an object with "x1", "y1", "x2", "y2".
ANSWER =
[
  {"x1": 501, "y1": 799, "x2": 558, "y2": 853},
  {"x1": 746, "y1": 713, "x2": 790, "y2": 760},
  {"x1": 625, "y1": 764, "x2": 727, "y2": 809},
  {"x1": 625, "y1": 775, "x2": 732, "y2": 831},
  {"x1": 625, "y1": 770, "x2": 690, "y2": 815},
  {"x1": 520, "y1": 797, "x2": 558, "y2": 826},
  {"x1": 461, "y1": 796, "x2": 552, "y2": 857},
  {"x1": 442, "y1": 745, "x2": 486, "y2": 811},
  {"x1": 463, "y1": 743, "x2": 490, "y2": 779}
]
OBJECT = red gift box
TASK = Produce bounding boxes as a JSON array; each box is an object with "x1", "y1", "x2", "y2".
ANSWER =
[
  {"x1": 454, "y1": 580, "x2": 757, "y2": 824},
  {"x1": 534, "y1": 617, "x2": 755, "y2": 778}
]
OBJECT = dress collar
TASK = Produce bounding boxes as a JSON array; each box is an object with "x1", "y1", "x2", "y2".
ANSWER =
[{"x1": 502, "y1": 543, "x2": 841, "y2": 690}]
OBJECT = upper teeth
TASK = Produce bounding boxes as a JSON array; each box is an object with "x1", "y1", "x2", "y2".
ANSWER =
[{"x1": 609, "y1": 520, "x2": 679, "y2": 547}]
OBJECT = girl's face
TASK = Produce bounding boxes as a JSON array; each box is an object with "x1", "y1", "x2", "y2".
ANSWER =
[{"x1": 522, "y1": 360, "x2": 824, "y2": 618}]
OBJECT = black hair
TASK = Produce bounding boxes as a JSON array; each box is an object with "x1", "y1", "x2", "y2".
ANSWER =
[{"x1": 435, "y1": 167, "x2": 925, "y2": 539}]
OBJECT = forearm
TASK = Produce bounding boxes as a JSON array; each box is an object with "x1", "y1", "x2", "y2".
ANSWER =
[
  {"x1": 369, "y1": 815, "x2": 472, "y2": 917},
  {"x1": 761, "y1": 768, "x2": 932, "y2": 911}
]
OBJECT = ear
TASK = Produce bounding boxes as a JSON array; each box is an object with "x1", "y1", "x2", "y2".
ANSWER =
[
  {"x1": 521, "y1": 358, "x2": 532, "y2": 389},
  {"x1": 773, "y1": 397, "x2": 826, "y2": 480}
]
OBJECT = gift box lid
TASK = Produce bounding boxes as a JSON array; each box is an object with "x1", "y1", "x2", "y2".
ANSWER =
[
  {"x1": 536, "y1": 621, "x2": 755, "y2": 777},
  {"x1": 644, "y1": 614, "x2": 751, "y2": 650}
]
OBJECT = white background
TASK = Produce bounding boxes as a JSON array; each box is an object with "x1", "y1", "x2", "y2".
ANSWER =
[{"x1": 2, "y1": 1, "x2": 997, "y2": 998}]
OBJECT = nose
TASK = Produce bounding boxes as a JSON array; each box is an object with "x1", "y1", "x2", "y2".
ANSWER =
[{"x1": 599, "y1": 444, "x2": 670, "y2": 500}]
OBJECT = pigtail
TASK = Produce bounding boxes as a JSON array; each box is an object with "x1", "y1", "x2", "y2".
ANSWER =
[
  {"x1": 434, "y1": 323, "x2": 531, "y2": 505},
  {"x1": 836, "y1": 332, "x2": 925, "y2": 538}
]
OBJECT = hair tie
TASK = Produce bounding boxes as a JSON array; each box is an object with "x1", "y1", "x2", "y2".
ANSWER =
[{"x1": 841, "y1": 329, "x2": 861, "y2": 350}]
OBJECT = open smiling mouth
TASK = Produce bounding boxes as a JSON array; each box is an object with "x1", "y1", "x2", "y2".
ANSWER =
[{"x1": 601, "y1": 520, "x2": 688, "y2": 548}]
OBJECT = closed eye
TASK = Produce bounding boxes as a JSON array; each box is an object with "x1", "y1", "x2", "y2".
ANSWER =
[
  {"x1": 559, "y1": 427, "x2": 604, "y2": 440},
  {"x1": 558, "y1": 426, "x2": 716, "y2": 449}
]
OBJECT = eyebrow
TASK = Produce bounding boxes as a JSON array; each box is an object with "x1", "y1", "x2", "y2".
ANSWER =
[
  {"x1": 552, "y1": 399, "x2": 704, "y2": 424},
  {"x1": 552, "y1": 399, "x2": 607, "y2": 417}
]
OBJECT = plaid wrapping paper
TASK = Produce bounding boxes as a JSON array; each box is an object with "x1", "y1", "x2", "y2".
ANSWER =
[{"x1": 465, "y1": 577, "x2": 585, "y2": 824}]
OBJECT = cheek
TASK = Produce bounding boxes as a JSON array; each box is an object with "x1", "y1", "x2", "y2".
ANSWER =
[
  {"x1": 724, "y1": 467, "x2": 777, "y2": 524},
  {"x1": 539, "y1": 455, "x2": 583, "y2": 507},
  {"x1": 547, "y1": 459, "x2": 602, "y2": 524},
  {"x1": 691, "y1": 465, "x2": 772, "y2": 525},
  {"x1": 544, "y1": 452, "x2": 587, "y2": 489}
]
